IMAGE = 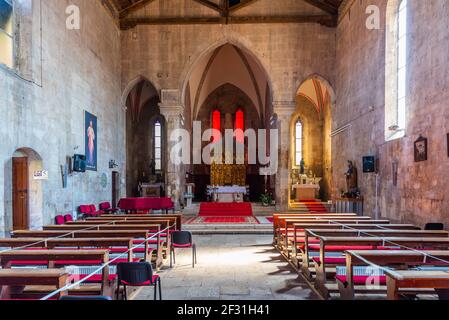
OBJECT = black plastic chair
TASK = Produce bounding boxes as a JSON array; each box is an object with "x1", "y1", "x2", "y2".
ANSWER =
[
  {"x1": 425, "y1": 223, "x2": 445, "y2": 231},
  {"x1": 60, "y1": 296, "x2": 112, "y2": 301},
  {"x1": 116, "y1": 262, "x2": 162, "y2": 300},
  {"x1": 170, "y1": 231, "x2": 197, "y2": 268}
]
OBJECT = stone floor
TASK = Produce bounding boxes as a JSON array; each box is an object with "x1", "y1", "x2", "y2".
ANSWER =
[{"x1": 135, "y1": 234, "x2": 319, "y2": 300}]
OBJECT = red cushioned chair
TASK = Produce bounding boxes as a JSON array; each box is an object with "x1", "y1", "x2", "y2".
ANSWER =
[
  {"x1": 79, "y1": 205, "x2": 92, "y2": 218},
  {"x1": 64, "y1": 214, "x2": 73, "y2": 223},
  {"x1": 170, "y1": 231, "x2": 197, "y2": 269},
  {"x1": 116, "y1": 262, "x2": 161, "y2": 300},
  {"x1": 99, "y1": 202, "x2": 119, "y2": 214},
  {"x1": 55, "y1": 215, "x2": 65, "y2": 225}
]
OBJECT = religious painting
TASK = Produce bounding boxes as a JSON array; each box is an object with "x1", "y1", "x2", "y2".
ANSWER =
[
  {"x1": 414, "y1": 136, "x2": 427, "y2": 163},
  {"x1": 84, "y1": 111, "x2": 98, "y2": 171}
]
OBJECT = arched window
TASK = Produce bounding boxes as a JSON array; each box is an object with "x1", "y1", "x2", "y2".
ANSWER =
[
  {"x1": 295, "y1": 120, "x2": 303, "y2": 167},
  {"x1": 385, "y1": 0, "x2": 408, "y2": 140},
  {"x1": 212, "y1": 110, "x2": 221, "y2": 143},
  {"x1": 396, "y1": 0, "x2": 407, "y2": 130},
  {"x1": 154, "y1": 120, "x2": 162, "y2": 171},
  {"x1": 235, "y1": 109, "x2": 244, "y2": 144}
]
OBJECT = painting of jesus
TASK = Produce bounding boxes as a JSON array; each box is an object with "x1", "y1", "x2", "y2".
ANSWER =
[{"x1": 84, "y1": 111, "x2": 98, "y2": 171}]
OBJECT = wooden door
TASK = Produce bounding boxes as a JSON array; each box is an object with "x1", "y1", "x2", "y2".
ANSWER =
[
  {"x1": 12, "y1": 157, "x2": 29, "y2": 230},
  {"x1": 112, "y1": 171, "x2": 120, "y2": 208}
]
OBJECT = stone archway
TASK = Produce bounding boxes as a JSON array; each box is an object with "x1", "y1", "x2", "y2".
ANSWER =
[
  {"x1": 289, "y1": 75, "x2": 335, "y2": 206},
  {"x1": 180, "y1": 40, "x2": 277, "y2": 205},
  {"x1": 123, "y1": 78, "x2": 163, "y2": 197},
  {"x1": 6, "y1": 148, "x2": 44, "y2": 231}
]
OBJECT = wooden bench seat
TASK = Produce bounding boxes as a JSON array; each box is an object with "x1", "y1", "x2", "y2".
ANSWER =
[
  {"x1": 277, "y1": 219, "x2": 390, "y2": 251},
  {"x1": 272, "y1": 213, "x2": 358, "y2": 243},
  {"x1": 90, "y1": 214, "x2": 182, "y2": 230},
  {"x1": 0, "y1": 249, "x2": 115, "y2": 297},
  {"x1": 385, "y1": 270, "x2": 449, "y2": 300},
  {"x1": 288, "y1": 223, "x2": 417, "y2": 261},
  {"x1": 303, "y1": 234, "x2": 449, "y2": 299},
  {"x1": 11, "y1": 230, "x2": 165, "y2": 270},
  {"x1": 0, "y1": 269, "x2": 69, "y2": 300},
  {"x1": 338, "y1": 250, "x2": 449, "y2": 300}
]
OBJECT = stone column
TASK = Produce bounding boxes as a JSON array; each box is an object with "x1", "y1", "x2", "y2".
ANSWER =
[
  {"x1": 159, "y1": 90, "x2": 185, "y2": 210},
  {"x1": 273, "y1": 102, "x2": 296, "y2": 211}
]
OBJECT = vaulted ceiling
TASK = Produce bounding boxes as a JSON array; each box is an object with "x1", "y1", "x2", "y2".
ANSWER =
[{"x1": 101, "y1": 0, "x2": 344, "y2": 29}]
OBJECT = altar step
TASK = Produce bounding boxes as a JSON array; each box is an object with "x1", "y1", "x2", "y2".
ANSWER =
[
  {"x1": 290, "y1": 200, "x2": 330, "y2": 213},
  {"x1": 185, "y1": 223, "x2": 272, "y2": 235},
  {"x1": 182, "y1": 203, "x2": 276, "y2": 217}
]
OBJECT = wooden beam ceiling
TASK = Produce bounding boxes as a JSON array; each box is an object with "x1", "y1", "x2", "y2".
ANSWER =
[
  {"x1": 302, "y1": 0, "x2": 339, "y2": 16},
  {"x1": 228, "y1": 0, "x2": 261, "y2": 13},
  {"x1": 192, "y1": 0, "x2": 224, "y2": 14},
  {"x1": 120, "y1": 14, "x2": 337, "y2": 29},
  {"x1": 119, "y1": 0, "x2": 158, "y2": 18},
  {"x1": 102, "y1": 0, "x2": 343, "y2": 29}
]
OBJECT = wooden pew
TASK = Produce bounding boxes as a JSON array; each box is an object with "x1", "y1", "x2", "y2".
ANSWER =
[
  {"x1": 0, "y1": 238, "x2": 135, "y2": 262},
  {"x1": 67, "y1": 219, "x2": 175, "y2": 240},
  {"x1": 10, "y1": 230, "x2": 164, "y2": 269},
  {"x1": 0, "y1": 269, "x2": 69, "y2": 300},
  {"x1": 272, "y1": 213, "x2": 358, "y2": 243},
  {"x1": 385, "y1": 270, "x2": 449, "y2": 300},
  {"x1": 303, "y1": 233, "x2": 449, "y2": 298},
  {"x1": 0, "y1": 250, "x2": 115, "y2": 297},
  {"x1": 302, "y1": 229, "x2": 449, "y2": 278},
  {"x1": 277, "y1": 218, "x2": 390, "y2": 251},
  {"x1": 79, "y1": 218, "x2": 176, "y2": 230},
  {"x1": 289, "y1": 223, "x2": 416, "y2": 268},
  {"x1": 91, "y1": 214, "x2": 183, "y2": 230},
  {"x1": 42, "y1": 224, "x2": 172, "y2": 260},
  {"x1": 338, "y1": 250, "x2": 449, "y2": 300}
]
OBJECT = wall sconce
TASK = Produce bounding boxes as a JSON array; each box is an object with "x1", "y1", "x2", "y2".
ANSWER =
[{"x1": 109, "y1": 160, "x2": 118, "y2": 169}]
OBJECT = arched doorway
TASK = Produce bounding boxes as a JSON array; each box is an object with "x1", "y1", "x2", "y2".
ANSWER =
[
  {"x1": 9, "y1": 148, "x2": 44, "y2": 231},
  {"x1": 182, "y1": 43, "x2": 275, "y2": 203},
  {"x1": 289, "y1": 76, "x2": 334, "y2": 206},
  {"x1": 123, "y1": 77, "x2": 165, "y2": 197}
]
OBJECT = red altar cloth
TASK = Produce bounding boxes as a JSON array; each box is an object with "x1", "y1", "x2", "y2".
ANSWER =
[
  {"x1": 199, "y1": 202, "x2": 253, "y2": 217},
  {"x1": 118, "y1": 197, "x2": 174, "y2": 213}
]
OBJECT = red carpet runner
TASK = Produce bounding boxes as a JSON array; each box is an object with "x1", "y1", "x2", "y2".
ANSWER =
[
  {"x1": 302, "y1": 199, "x2": 328, "y2": 213},
  {"x1": 199, "y1": 202, "x2": 253, "y2": 217}
]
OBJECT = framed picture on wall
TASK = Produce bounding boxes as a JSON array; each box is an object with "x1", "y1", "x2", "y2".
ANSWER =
[
  {"x1": 414, "y1": 136, "x2": 428, "y2": 162},
  {"x1": 84, "y1": 111, "x2": 98, "y2": 171}
]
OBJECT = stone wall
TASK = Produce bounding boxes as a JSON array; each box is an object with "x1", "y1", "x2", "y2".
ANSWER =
[
  {"x1": 334, "y1": 0, "x2": 449, "y2": 227},
  {"x1": 0, "y1": 0, "x2": 124, "y2": 234},
  {"x1": 121, "y1": 2, "x2": 337, "y2": 209}
]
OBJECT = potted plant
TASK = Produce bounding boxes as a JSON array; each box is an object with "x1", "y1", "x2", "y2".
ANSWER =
[{"x1": 260, "y1": 193, "x2": 272, "y2": 207}]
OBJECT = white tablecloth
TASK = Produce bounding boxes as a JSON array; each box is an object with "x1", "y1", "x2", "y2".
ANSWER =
[{"x1": 207, "y1": 186, "x2": 248, "y2": 194}]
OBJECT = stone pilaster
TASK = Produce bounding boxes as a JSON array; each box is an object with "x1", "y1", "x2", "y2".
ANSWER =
[
  {"x1": 273, "y1": 102, "x2": 296, "y2": 211},
  {"x1": 159, "y1": 90, "x2": 185, "y2": 210}
]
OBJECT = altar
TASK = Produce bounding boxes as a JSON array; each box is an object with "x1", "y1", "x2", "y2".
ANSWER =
[
  {"x1": 292, "y1": 184, "x2": 320, "y2": 201},
  {"x1": 207, "y1": 186, "x2": 248, "y2": 203},
  {"x1": 291, "y1": 175, "x2": 322, "y2": 202}
]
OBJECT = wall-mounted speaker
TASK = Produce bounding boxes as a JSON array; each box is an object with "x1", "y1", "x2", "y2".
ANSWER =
[
  {"x1": 73, "y1": 154, "x2": 86, "y2": 173},
  {"x1": 363, "y1": 156, "x2": 376, "y2": 173}
]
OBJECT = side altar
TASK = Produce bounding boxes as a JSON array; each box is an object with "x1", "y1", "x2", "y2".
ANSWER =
[{"x1": 291, "y1": 168, "x2": 322, "y2": 201}]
